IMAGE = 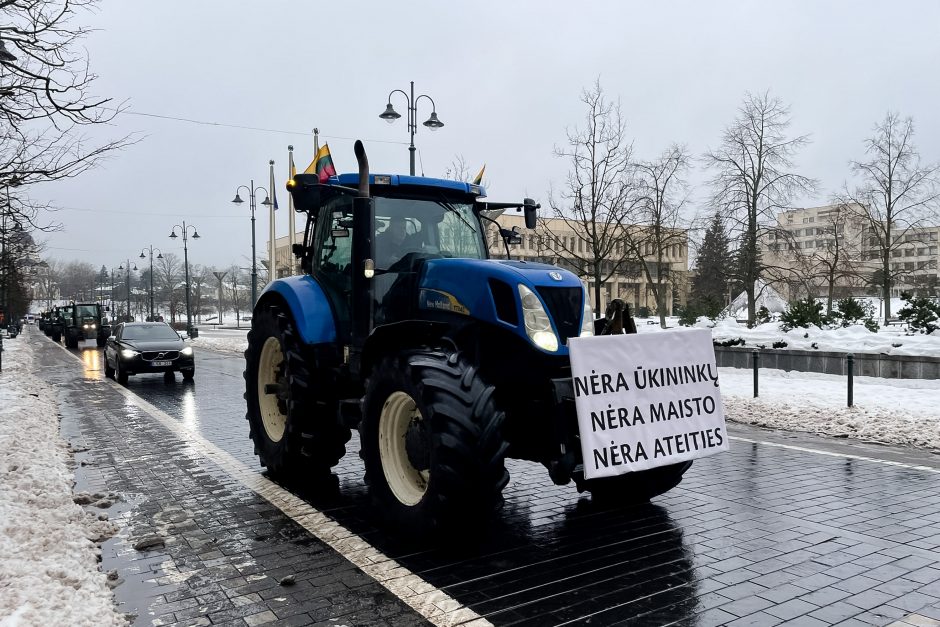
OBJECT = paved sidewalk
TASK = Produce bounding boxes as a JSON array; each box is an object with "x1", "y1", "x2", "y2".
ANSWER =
[{"x1": 44, "y1": 341, "x2": 429, "y2": 626}]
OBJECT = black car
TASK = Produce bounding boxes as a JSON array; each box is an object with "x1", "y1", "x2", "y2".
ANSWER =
[{"x1": 104, "y1": 322, "x2": 195, "y2": 383}]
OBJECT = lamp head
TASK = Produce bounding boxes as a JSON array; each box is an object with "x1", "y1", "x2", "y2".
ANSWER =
[
  {"x1": 169, "y1": 231, "x2": 178, "y2": 239},
  {"x1": 379, "y1": 103, "x2": 401, "y2": 123},
  {"x1": 423, "y1": 111, "x2": 444, "y2": 131},
  {"x1": 261, "y1": 195, "x2": 272, "y2": 207},
  {"x1": 157, "y1": 253, "x2": 163, "y2": 259},
  {"x1": 139, "y1": 252, "x2": 145, "y2": 259},
  {"x1": 192, "y1": 231, "x2": 200, "y2": 239},
  {"x1": 232, "y1": 193, "x2": 244, "y2": 204},
  {"x1": 133, "y1": 265, "x2": 138, "y2": 271}
]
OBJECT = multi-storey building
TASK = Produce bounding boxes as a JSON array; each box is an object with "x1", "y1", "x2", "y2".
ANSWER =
[{"x1": 761, "y1": 204, "x2": 939, "y2": 299}]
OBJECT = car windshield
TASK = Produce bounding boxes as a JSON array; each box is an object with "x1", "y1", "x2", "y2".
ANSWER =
[{"x1": 122, "y1": 325, "x2": 179, "y2": 341}]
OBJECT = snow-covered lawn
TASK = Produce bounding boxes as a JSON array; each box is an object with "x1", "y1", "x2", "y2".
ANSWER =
[
  {"x1": 634, "y1": 316, "x2": 940, "y2": 358},
  {"x1": 0, "y1": 336, "x2": 126, "y2": 626}
]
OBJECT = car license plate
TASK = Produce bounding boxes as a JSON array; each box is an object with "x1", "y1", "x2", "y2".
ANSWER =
[{"x1": 152, "y1": 360, "x2": 172, "y2": 367}]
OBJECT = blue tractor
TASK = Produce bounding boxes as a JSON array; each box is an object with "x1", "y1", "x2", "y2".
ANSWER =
[{"x1": 243, "y1": 141, "x2": 690, "y2": 534}]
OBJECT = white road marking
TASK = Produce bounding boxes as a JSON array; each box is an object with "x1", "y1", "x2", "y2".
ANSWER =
[
  {"x1": 54, "y1": 342, "x2": 489, "y2": 627},
  {"x1": 729, "y1": 434, "x2": 940, "y2": 474}
]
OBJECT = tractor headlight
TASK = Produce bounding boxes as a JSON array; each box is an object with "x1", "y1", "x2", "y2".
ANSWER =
[
  {"x1": 121, "y1": 349, "x2": 139, "y2": 359},
  {"x1": 83, "y1": 324, "x2": 89, "y2": 329},
  {"x1": 180, "y1": 346, "x2": 193, "y2": 356},
  {"x1": 90, "y1": 324, "x2": 96, "y2": 329},
  {"x1": 580, "y1": 291, "x2": 594, "y2": 337},
  {"x1": 518, "y1": 284, "x2": 558, "y2": 352}
]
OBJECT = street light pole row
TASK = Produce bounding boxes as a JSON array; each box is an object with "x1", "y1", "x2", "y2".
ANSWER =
[
  {"x1": 231, "y1": 182, "x2": 270, "y2": 308},
  {"x1": 169, "y1": 221, "x2": 200, "y2": 336},
  {"x1": 139, "y1": 245, "x2": 162, "y2": 321}
]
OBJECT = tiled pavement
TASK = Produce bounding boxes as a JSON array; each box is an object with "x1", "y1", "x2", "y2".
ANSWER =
[{"x1": 35, "y1": 332, "x2": 940, "y2": 626}]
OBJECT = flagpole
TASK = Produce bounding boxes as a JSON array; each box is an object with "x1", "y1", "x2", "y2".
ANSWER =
[
  {"x1": 287, "y1": 146, "x2": 296, "y2": 275},
  {"x1": 268, "y1": 159, "x2": 276, "y2": 282},
  {"x1": 314, "y1": 128, "x2": 319, "y2": 155}
]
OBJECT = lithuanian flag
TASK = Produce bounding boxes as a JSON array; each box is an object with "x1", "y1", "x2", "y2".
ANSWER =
[{"x1": 304, "y1": 143, "x2": 336, "y2": 183}]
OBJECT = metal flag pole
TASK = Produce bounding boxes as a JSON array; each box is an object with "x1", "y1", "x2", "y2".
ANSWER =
[
  {"x1": 268, "y1": 159, "x2": 276, "y2": 282},
  {"x1": 288, "y1": 145, "x2": 296, "y2": 275}
]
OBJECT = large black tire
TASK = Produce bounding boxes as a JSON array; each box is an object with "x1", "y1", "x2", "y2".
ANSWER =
[
  {"x1": 243, "y1": 305, "x2": 350, "y2": 479},
  {"x1": 96, "y1": 334, "x2": 107, "y2": 347},
  {"x1": 116, "y1": 359, "x2": 128, "y2": 385},
  {"x1": 65, "y1": 330, "x2": 79, "y2": 349},
  {"x1": 581, "y1": 461, "x2": 692, "y2": 504},
  {"x1": 51, "y1": 330, "x2": 61, "y2": 343},
  {"x1": 360, "y1": 350, "x2": 509, "y2": 536}
]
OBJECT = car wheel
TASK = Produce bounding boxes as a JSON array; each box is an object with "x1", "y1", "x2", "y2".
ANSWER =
[
  {"x1": 181, "y1": 369, "x2": 194, "y2": 381},
  {"x1": 116, "y1": 360, "x2": 128, "y2": 385},
  {"x1": 104, "y1": 356, "x2": 114, "y2": 379},
  {"x1": 164, "y1": 371, "x2": 175, "y2": 383}
]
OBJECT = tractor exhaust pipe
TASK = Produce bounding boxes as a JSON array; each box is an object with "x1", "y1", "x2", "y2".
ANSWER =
[
  {"x1": 350, "y1": 140, "x2": 374, "y2": 365},
  {"x1": 354, "y1": 140, "x2": 370, "y2": 198}
]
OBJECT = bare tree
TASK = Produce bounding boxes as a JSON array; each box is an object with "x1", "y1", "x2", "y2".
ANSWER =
[
  {"x1": 623, "y1": 144, "x2": 691, "y2": 327},
  {"x1": 840, "y1": 113, "x2": 939, "y2": 323},
  {"x1": 155, "y1": 252, "x2": 182, "y2": 322},
  {"x1": 0, "y1": 0, "x2": 131, "y2": 232},
  {"x1": 56, "y1": 259, "x2": 94, "y2": 300},
  {"x1": 545, "y1": 80, "x2": 636, "y2": 311},
  {"x1": 704, "y1": 91, "x2": 815, "y2": 326},
  {"x1": 189, "y1": 264, "x2": 211, "y2": 322}
]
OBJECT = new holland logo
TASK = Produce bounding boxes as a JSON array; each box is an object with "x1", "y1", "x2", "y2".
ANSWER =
[{"x1": 549, "y1": 271, "x2": 563, "y2": 281}]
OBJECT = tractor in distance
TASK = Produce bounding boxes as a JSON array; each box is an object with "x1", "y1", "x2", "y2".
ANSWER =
[
  {"x1": 243, "y1": 141, "x2": 691, "y2": 535},
  {"x1": 63, "y1": 302, "x2": 111, "y2": 348},
  {"x1": 48, "y1": 304, "x2": 70, "y2": 343}
]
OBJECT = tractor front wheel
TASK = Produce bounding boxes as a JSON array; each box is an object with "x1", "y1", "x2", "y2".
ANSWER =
[
  {"x1": 243, "y1": 305, "x2": 350, "y2": 480},
  {"x1": 360, "y1": 350, "x2": 509, "y2": 536}
]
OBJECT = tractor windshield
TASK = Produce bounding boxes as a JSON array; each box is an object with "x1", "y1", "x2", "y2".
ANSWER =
[
  {"x1": 374, "y1": 197, "x2": 486, "y2": 265},
  {"x1": 76, "y1": 305, "x2": 98, "y2": 319}
]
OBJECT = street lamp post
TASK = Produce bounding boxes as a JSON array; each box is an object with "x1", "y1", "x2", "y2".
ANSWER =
[
  {"x1": 138, "y1": 245, "x2": 163, "y2": 321},
  {"x1": 117, "y1": 260, "x2": 137, "y2": 322},
  {"x1": 379, "y1": 80, "x2": 445, "y2": 176},
  {"x1": 169, "y1": 221, "x2": 200, "y2": 337},
  {"x1": 232, "y1": 181, "x2": 271, "y2": 308}
]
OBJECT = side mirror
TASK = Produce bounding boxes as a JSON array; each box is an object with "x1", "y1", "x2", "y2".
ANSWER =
[
  {"x1": 107, "y1": 335, "x2": 115, "y2": 342},
  {"x1": 523, "y1": 198, "x2": 539, "y2": 229}
]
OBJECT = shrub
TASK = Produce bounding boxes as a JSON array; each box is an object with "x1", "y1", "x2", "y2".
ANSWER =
[
  {"x1": 714, "y1": 337, "x2": 745, "y2": 347},
  {"x1": 897, "y1": 294, "x2": 940, "y2": 334},
  {"x1": 772, "y1": 340, "x2": 788, "y2": 349},
  {"x1": 781, "y1": 297, "x2": 827, "y2": 331},
  {"x1": 636, "y1": 306, "x2": 652, "y2": 318},
  {"x1": 677, "y1": 304, "x2": 699, "y2": 327},
  {"x1": 863, "y1": 318, "x2": 880, "y2": 333},
  {"x1": 756, "y1": 306, "x2": 772, "y2": 325},
  {"x1": 834, "y1": 298, "x2": 879, "y2": 331}
]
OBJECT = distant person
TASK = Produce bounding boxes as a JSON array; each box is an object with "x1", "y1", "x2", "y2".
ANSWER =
[{"x1": 375, "y1": 215, "x2": 408, "y2": 267}]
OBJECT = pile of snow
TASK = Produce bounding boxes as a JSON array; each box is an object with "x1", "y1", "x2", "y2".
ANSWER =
[
  {"x1": 190, "y1": 331, "x2": 248, "y2": 355},
  {"x1": 0, "y1": 337, "x2": 125, "y2": 626},
  {"x1": 726, "y1": 278, "x2": 788, "y2": 318}
]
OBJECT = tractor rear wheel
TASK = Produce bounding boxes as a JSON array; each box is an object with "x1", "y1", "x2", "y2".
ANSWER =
[
  {"x1": 360, "y1": 350, "x2": 509, "y2": 536},
  {"x1": 51, "y1": 330, "x2": 61, "y2": 342},
  {"x1": 243, "y1": 305, "x2": 350, "y2": 480},
  {"x1": 581, "y1": 461, "x2": 692, "y2": 504}
]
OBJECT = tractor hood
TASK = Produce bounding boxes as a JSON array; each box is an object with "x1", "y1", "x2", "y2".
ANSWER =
[{"x1": 418, "y1": 258, "x2": 588, "y2": 354}]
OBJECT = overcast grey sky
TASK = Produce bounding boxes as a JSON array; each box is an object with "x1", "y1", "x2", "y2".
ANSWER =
[{"x1": 35, "y1": 0, "x2": 940, "y2": 269}]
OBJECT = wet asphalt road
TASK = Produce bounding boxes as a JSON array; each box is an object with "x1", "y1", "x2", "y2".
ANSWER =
[{"x1": 40, "y1": 332, "x2": 940, "y2": 626}]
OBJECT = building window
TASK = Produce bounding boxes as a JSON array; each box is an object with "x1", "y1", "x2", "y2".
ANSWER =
[{"x1": 904, "y1": 248, "x2": 915, "y2": 257}]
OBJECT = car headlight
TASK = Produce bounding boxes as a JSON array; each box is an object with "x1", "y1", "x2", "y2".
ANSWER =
[
  {"x1": 580, "y1": 289, "x2": 594, "y2": 337},
  {"x1": 180, "y1": 346, "x2": 193, "y2": 356},
  {"x1": 518, "y1": 284, "x2": 559, "y2": 352},
  {"x1": 121, "y1": 349, "x2": 139, "y2": 359}
]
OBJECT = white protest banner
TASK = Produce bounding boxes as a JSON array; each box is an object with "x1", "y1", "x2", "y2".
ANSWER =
[{"x1": 568, "y1": 328, "x2": 728, "y2": 480}]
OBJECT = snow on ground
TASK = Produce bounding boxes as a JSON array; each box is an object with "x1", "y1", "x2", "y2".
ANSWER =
[
  {"x1": 0, "y1": 335, "x2": 126, "y2": 627},
  {"x1": 634, "y1": 316, "x2": 940, "y2": 357}
]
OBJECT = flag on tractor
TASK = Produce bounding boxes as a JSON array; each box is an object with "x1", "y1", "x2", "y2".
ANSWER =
[
  {"x1": 472, "y1": 164, "x2": 485, "y2": 185},
  {"x1": 304, "y1": 143, "x2": 336, "y2": 183}
]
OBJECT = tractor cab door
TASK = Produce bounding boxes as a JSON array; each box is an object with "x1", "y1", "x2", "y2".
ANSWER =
[{"x1": 312, "y1": 194, "x2": 356, "y2": 342}]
